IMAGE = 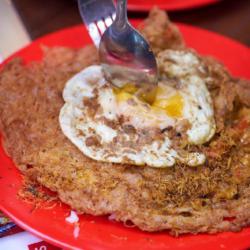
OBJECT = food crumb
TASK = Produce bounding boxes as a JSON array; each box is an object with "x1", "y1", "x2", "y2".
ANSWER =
[
  {"x1": 65, "y1": 210, "x2": 79, "y2": 224},
  {"x1": 108, "y1": 213, "x2": 116, "y2": 221},
  {"x1": 73, "y1": 223, "x2": 80, "y2": 239}
]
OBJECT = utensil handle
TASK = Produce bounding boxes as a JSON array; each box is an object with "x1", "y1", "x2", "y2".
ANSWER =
[{"x1": 115, "y1": 0, "x2": 127, "y2": 28}]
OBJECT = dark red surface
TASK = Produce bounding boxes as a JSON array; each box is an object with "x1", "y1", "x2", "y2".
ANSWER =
[
  {"x1": 28, "y1": 241, "x2": 61, "y2": 250},
  {"x1": 128, "y1": 0, "x2": 218, "y2": 11},
  {"x1": 0, "y1": 21, "x2": 250, "y2": 250}
]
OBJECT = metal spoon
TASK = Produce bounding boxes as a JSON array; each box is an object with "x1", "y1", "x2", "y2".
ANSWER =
[{"x1": 99, "y1": 0, "x2": 158, "y2": 103}]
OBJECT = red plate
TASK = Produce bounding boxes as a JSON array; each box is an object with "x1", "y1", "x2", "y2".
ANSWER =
[
  {"x1": 128, "y1": 0, "x2": 219, "y2": 11},
  {"x1": 0, "y1": 21, "x2": 250, "y2": 250}
]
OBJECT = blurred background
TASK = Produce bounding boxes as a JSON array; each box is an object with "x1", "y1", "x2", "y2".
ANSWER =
[{"x1": 0, "y1": 0, "x2": 249, "y2": 61}]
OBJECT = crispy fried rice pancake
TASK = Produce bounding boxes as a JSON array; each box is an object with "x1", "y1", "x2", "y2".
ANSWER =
[{"x1": 0, "y1": 8, "x2": 249, "y2": 235}]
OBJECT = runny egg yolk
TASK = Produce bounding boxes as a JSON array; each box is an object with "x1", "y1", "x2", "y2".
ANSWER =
[
  {"x1": 113, "y1": 83, "x2": 138, "y2": 95},
  {"x1": 113, "y1": 83, "x2": 137, "y2": 102},
  {"x1": 152, "y1": 94, "x2": 184, "y2": 118},
  {"x1": 116, "y1": 91, "x2": 133, "y2": 102},
  {"x1": 114, "y1": 84, "x2": 184, "y2": 118}
]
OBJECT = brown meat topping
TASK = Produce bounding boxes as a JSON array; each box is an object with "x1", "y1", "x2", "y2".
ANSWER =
[
  {"x1": 139, "y1": 7, "x2": 185, "y2": 54},
  {"x1": 85, "y1": 136, "x2": 101, "y2": 147}
]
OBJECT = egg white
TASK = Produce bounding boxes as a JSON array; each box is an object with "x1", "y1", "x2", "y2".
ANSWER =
[{"x1": 59, "y1": 50, "x2": 216, "y2": 167}]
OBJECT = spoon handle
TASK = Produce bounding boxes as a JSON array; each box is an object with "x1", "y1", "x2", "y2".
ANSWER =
[{"x1": 115, "y1": 0, "x2": 128, "y2": 27}]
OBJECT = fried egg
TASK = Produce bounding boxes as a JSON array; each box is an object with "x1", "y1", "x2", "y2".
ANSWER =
[{"x1": 59, "y1": 50, "x2": 216, "y2": 167}]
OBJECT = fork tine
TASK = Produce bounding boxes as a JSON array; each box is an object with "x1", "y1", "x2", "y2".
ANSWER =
[
  {"x1": 78, "y1": 0, "x2": 116, "y2": 47},
  {"x1": 87, "y1": 23, "x2": 101, "y2": 47},
  {"x1": 104, "y1": 16, "x2": 113, "y2": 28},
  {"x1": 96, "y1": 20, "x2": 106, "y2": 34},
  {"x1": 111, "y1": 13, "x2": 116, "y2": 21}
]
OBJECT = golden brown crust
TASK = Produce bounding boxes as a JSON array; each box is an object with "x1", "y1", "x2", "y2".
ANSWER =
[
  {"x1": 138, "y1": 7, "x2": 185, "y2": 54},
  {"x1": 202, "y1": 56, "x2": 250, "y2": 131},
  {"x1": 0, "y1": 9, "x2": 249, "y2": 234}
]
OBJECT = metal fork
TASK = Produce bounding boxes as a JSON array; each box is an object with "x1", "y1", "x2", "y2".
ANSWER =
[
  {"x1": 78, "y1": 0, "x2": 116, "y2": 47},
  {"x1": 78, "y1": 0, "x2": 158, "y2": 102}
]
